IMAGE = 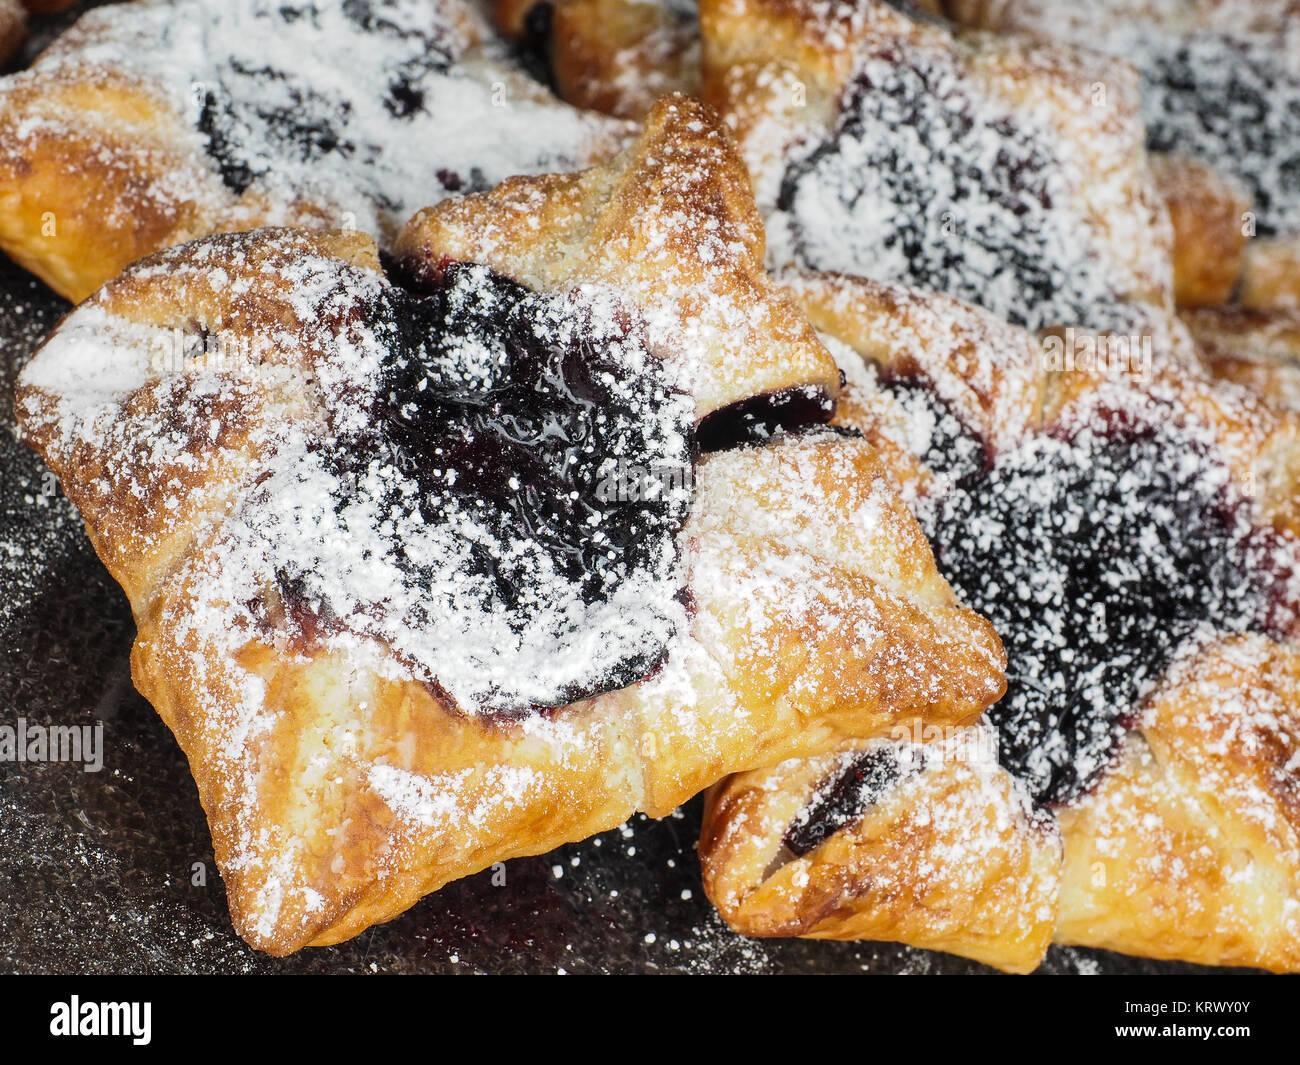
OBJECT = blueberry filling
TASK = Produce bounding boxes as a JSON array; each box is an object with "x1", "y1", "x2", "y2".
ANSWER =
[
  {"x1": 783, "y1": 746, "x2": 919, "y2": 857},
  {"x1": 695, "y1": 386, "x2": 835, "y2": 453},
  {"x1": 895, "y1": 384, "x2": 1278, "y2": 806},
  {"x1": 276, "y1": 263, "x2": 696, "y2": 718},
  {"x1": 194, "y1": 4, "x2": 456, "y2": 196},
  {"x1": 1141, "y1": 33, "x2": 1300, "y2": 238},
  {"x1": 774, "y1": 48, "x2": 1117, "y2": 331},
  {"x1": 511, "y1": 2, "x2": 558, "y2": 90}
]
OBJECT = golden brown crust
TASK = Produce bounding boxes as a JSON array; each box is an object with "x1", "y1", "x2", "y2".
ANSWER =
[
  {"x1": 17, "y1": 205, "x2": 1004, "y2": 954},
  {"x1": 0, "y1": 0, "x2": 630, "y2": 302},
  {"x1": 1149, "y1": 153, "x2": 1251, "y2": 309},
  {"x1": 697, "y1": 0, "x2": 1173, "y2": 324},
  {"x1": 398, "y1": 94, "x2": 842, "y2": 418},
  {"x1": 700, "y1": 731, "x2": 1060, "y2": 974},
  {"x1": 0, "y1": 64, "x2": 230, "y2": 303},
  {"x1": 1184, "y1": 306, "x2": 1300, "y2": 410},
  {"x1": 785, "y1": 269, "x2": 1045, "y2": 451},
  {"x1": 1241, "y1": 238, "x2": 1300, "y2": 312},
  {"x1": 495, "y1": 0, "x2": 700, "y2": 119},
  {"x1": 789, "y1": 269, "x2": 1300, "y2": 541},
  {"x1": 1057, "y1": 636, "x2": 1300, "y2": 972},
  {"x1": 701, "y1": 270, "x2": 1300, "y2": 971},
  {"x1": 943, "y1": 0, "x2": 1300, "y2": 37},
  {"x1": 942, "y1": 1, "x2": 1300, "y2": 315}
]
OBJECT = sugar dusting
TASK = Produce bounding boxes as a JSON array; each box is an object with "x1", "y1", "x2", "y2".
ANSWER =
[
  {"x1": 764, "y1": 28, "x2": 1143, "y2": 330},
  {"x1": 20, "y1": 235, "x2": 695, "y2": 715},
  {"x1": 0, "y1": 257, "x2": 76, "y2": 640},
  {"x1": 3, "y1": 0, "x2": 631, "y2": 244},
  {"x1": 960, "y1": 0, "x2": 1300, "y2": 239}
]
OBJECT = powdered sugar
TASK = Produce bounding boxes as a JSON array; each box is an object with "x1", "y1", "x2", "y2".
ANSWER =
[
  {"x1": 766, "y1": 41, "x2": 1125, "y2": 330},
  {"x1": 20, "y1": 236, "x2": 696, "y2": 716},
  {"x1": 953, "y1": 1, "x2": 1300, "y2": 239},
  {"x1": 6, "y1": 0, "x2": 630, "y2": 244}
]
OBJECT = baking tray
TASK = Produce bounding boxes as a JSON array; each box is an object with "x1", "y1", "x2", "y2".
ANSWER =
[{"x1": 0, "y1": 4, "x2": 1246, "y2": 976}]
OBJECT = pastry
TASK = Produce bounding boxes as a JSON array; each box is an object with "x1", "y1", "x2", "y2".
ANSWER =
[
  {"x1": 697, "y1": 0, "x2": 1173, "y2": 332},
  {"x1": 493, "y1": 0, "x2": 701, "y2": 118},
  {"x1": 701, "y1": 726, "x2": 1062, "y2": 974},
  {"x1": 942, "y1": 1, "x2": 1300, "y2": 310},
  {"x1": 1184, "y1": 306, "x2": 1300, "y2": 414},
  {"x1": 701, "y1": 270, "x2": 1300, "y2": 971},
  {"x1": 0, "y1": 0, "x2": 634, "y2": 303},
  {"x1": 15, "y1": 96, "x2": 1005, "y2": 954}
]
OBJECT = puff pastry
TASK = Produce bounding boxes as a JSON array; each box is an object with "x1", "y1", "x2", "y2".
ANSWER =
[
  {"x1": 0, "y1": 0, "x2": 633, "y2": 303},
  {"x1": 942, "y1": 0, "x2": 1300, "y2": 311},
  {"x1": 697, "y1": 0, "x2": 1173, "y2": 331},
  {"x1": 701, "y1": 269, "x2": 1300, "y2": 971},
  {"x1": 493, "y1": 0, "x2": 700, "y2": 118},
  {"x1": 1183, "y1": 306, "x2": 1300, "y2": 414},
  {"x1": 15, "y1": 97, "x2": 1004, "y2": 954}
]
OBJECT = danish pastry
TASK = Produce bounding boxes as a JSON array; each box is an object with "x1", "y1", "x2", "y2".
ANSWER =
[
  {"x1": 493, "y1": 0, "x2": 701, "y2": 118},
  {"x1": 942, "y1": 1, "x2": 1300, "y2": 310},
  {"x1": 696, "y1": 0, "x2": 1173, "y2": 332},
  {"x1": 0, "y1": 0, "x2": 634, "y2": 303},
  {"x1": 1184, "y1": 306, "x2": 1300, "y2": 414},
  {"x1": 15, "y1": 97, "x2": 1004, "y2": 954},
  {"x1": 701, "y1": 270, "x2": 1300, "y2": 971}
]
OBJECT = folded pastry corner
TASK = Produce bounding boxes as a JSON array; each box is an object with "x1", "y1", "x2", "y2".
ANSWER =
[
  {"x1": 699, "y1": 268, "x2": 1300, "y2": 972},
  {"x1": 701, "y1": 729, "x2": 1062, "y2": 974},
  {"x1": 492, "y1": 0, "x2": 701, "y2": 119},
  {"x1": 1057, "y1": 635, "x2": 1300, "y2": 973},
  {"x1": 16, "y1": 99, "x2": 1003, "y2": 954},
  {"x1": 941, "y1": 0, "x2": 1300, "y2": 313},
  {"x1": 696, "y1": 0, "x2": 1173, "y2": 331}
]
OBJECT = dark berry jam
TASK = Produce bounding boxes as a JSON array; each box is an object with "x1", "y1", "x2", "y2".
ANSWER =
[
  {"x1": 783, "y1": 746, "x2": 919, "y2": 857},
  {"x1": 774, "y1": 47, "x2": 1117, "y2": 330},
  {"x1": 195, "y1": 3, "x2": 456, "y2": 195},
  {"x1": 296, "y1": 262, "x2": 695, "y2": 718},
  {"x1": 1142, "y1": 33, "x2": 1300, "y2": 238},
  {"x1": 900, "y1": 382, "x2": 1278, "y2": 805},
  {"x1": 511, "y1": 2, "x2": 558, "y2": 90},
  {"x1": 695, "y1": 386, "x2": 835, "y2": 452}
]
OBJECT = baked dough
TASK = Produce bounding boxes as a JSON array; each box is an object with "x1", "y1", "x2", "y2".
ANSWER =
[
  {"x1": 697, "y1": 0, "x2": 1173, "y2": 331},
  {"x1": 701, "y1": 727, "x2": 1061, "y2": 974},
  {"x1": 1150, "y1": 153, "x2": 1252, "y2": 309},
  {"x1": 493, "y1": 0, "x2": 700, "y2": 118},
  {"x1": 701, "y1": 268, "x2": 1300, "y2": 971},
  {"x1": 15, "y1": 98, "x2": 1004, "y2": 955},
  {"x1": 942, "y1": 0, "x2": 1300, "y2": 311},
  {"x1": 0, "y1": 0, "x2": 633, "y2": 302}
]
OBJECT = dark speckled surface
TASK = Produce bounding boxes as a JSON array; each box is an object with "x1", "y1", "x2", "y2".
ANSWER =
[{"x1": 0, "y1": 5, "x2": 1252, "y2": 976}]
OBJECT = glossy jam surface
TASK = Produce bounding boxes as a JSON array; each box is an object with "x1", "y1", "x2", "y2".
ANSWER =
[
  {"x1": 695, "y1": 386, "x2": 835, "y2": 453},
  {"x1": 900, "y1": 384, "x2": 1276, "y2": 805},
  {"x1": 783, "y1": 746, "x2": 917, "y2": 857},
  {"x1": 281, "y1": 263, "x2": 695, "y2": 717}
]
